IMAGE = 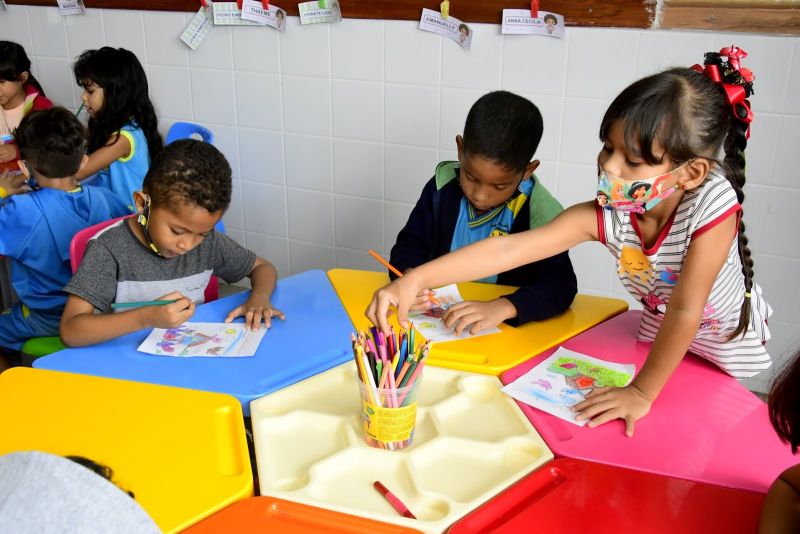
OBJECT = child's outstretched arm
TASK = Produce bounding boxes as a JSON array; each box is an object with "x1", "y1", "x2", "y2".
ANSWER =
[
  {"x1": 366, "y1": 201, "x2": 598, "y2": 333},
  {"x1": 60, "y1": 292, "x2": 195, "y2": 347},
  {"x1": 224, "y1": 257, "x2": 284, "y2": 331},
  {"x1": 573, "y1": 213, "x2": 738, "y2": 436},
  {"x1": 75, "y1": 134, "x2": 131, "y2": 180},
  {"x1": 0, "y1": 171, "x2": 28, "y2": 198}
]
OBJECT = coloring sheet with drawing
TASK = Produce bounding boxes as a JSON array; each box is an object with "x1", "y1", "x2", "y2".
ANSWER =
[
  {"x1": 137, "y1": 323, "x2": 266, "y2": 357},
  {"x1": 408, "y1": 284, "x2": 502, "y2": 343},
  {"x1": 502, "y1": 347, "x2": 635, "y2": 426}
]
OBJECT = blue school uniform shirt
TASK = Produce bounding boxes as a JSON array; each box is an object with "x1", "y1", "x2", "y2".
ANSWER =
[
  {"x1": 0, "y1": 185, "x2": 129, "y2": 312},
  {"x1": 450, "y1": 178, "x2": 535, "y2": 283},
  {"x1": 92, "y1": 122, "x2": 150, "y2": 209}
]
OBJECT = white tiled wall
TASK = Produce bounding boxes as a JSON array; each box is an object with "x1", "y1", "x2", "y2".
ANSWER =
[{"x1": 2, "y1": 6, "x2": 798, "y2": 392}]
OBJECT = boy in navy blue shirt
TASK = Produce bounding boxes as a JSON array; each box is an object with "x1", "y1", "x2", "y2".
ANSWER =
[
  {"x1": 0, "y1": 108, "x2": 129, "y2": 367},
  {"x1": 390, "y1": 91, "x2": 577, "y2": 334}
]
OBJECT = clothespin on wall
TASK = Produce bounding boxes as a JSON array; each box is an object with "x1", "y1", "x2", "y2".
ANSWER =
[
  {"x1": 235, "y1": 0, "x2": 242, "y2": 9},
  {"x1": 318, "y1": 0, "x2": 329, "y2": 7},
  {"x1": 530, "y1": 0, "x2": 539, "y2": 18},
  {"x1": 199, "y1": 0, "x2": 210, "y2": 9},
  {"x1": 261, "y1": 0, "x2": 269, "y2": 8},
  {"x1": 440, "y1": 0, "x2": 450, "y2": 19}
]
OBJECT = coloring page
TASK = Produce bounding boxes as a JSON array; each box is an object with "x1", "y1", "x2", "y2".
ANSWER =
[
  {"x1": 408, "y1": 284, "x2": 501, "y2": 343},
  {"x1": 502, "y1": 347, "x2": 635, "y2": 426},
  {"x1": 137, "y1": 322, "x2": 265, "y2": 357}
]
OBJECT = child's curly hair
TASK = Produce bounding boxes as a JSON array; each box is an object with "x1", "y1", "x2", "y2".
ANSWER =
[{"x1": 143, "y1": 140, "x2": 231, "y2": 213}]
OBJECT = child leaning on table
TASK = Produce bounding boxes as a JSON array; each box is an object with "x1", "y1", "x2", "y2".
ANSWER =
[
  {"x1": 0, "y1": 108, "x2": 129, "y2": 368},
  {"x1": 59, "y1": 139, "x2": 284, "y2": 347},
  {"x1": 368, "y1": 48, "x2": 772, "y2": 437}
]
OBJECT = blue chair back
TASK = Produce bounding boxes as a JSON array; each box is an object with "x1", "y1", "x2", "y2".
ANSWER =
[{"x1": 166, "y1": 122, "x2": 214, "y2": 145}]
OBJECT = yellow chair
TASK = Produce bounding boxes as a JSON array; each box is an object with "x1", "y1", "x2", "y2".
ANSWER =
[
  {"x1": 327, "y1": 268, "x2": 628, "y2": 376},
  {"x1": 0, "y1": 368, "x2": 253, "y2": 533}
]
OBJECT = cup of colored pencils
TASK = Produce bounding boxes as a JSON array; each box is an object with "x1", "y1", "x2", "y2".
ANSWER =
[{"x1": 351, "y1": 325, "x2": 430, "y2": 451}]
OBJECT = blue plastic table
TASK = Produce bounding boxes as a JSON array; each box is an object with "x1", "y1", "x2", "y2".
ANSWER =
[{"x1": 35, "y1": 270, "x2": 355, "y2": 415}]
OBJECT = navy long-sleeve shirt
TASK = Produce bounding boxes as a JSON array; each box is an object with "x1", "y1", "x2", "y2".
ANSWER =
[{"x1": 389, "y1": 175, "x2": 578, "y2": 326}]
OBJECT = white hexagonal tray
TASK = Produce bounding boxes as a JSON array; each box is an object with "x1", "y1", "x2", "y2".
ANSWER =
[{"x1": 250, "y1": 362, "x2": 553, "y2": 533}]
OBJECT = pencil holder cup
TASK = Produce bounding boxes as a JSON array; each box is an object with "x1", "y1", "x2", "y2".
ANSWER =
[{"x1": 358, "y1": 376, "x2": 422, "y2": 451}]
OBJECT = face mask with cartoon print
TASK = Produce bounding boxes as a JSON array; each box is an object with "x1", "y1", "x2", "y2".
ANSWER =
[{"x1": 596, "y1": 163, "x2": 686, "y2": 214}]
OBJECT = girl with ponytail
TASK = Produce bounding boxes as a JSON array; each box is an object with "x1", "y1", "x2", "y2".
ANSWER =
[{"x1": 367, "y1": 46, "x2": 772, "y2": 436}]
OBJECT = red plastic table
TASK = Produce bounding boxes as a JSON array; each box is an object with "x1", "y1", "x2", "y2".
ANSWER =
[
  {"x1": 501, "y1": 311, "x2": 796, "y2": 493},
  {"x1": 448, "y1": 458, "x2": 765, "y2": 533}
]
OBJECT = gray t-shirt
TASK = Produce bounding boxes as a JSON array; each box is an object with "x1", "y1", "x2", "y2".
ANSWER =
[
  {"x1": 0, "y1": 451, "x2": 161, "y2": 533},
  {"x1": 65, "y1": 219, "x2": 255, "y2": 312}
]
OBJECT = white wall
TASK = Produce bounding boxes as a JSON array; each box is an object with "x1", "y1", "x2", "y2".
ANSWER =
[{"x1": 2, "y1": 6, "x2": 798, "y2": 392}]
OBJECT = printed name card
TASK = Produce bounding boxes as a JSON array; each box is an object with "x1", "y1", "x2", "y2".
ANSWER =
[
  {"x1": 298, "y1": 0, "x2": 341, "y2": 25},
  {"x1": 212, "y1": 1, "x2": 260, "y2": 25},
  {"x1": 419, "y1": 8, "x2": 472, "y2": 50},
  {"x1": 241, "y1": 0, "x2": 287, "y2": 30},
  {"x1": 501, "y1": 9, "x2": 564, "y2": 38},
  {"x1": 181, "y1": 7, "x2": 213, "y2": 50},
  {"x1": 57, "y1": 0, "x2": 85, "y2": 16}
]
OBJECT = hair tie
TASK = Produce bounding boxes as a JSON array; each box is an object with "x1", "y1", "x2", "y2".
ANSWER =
[
  {"x1": 691, "y1": 45, "x2": 755, "y2": 139},
  {"x1": 744, "y1": 292, "x2": 752, "y2": 298}
]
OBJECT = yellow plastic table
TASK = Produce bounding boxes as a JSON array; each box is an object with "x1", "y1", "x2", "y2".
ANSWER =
[
  {"x1": 328, "y1": 268, "x2": 628, "y2": 376},
  {"x1": 0, "y1": 368, "x2": 252, "y2": 533}
]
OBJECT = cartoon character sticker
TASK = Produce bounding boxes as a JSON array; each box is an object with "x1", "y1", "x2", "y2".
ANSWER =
[{"x1": 618, "y1": 246, "x2": 654, "y2": 282}]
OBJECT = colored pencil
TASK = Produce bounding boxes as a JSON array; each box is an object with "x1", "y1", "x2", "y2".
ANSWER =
[
  {"x1": 111, "y1": 299, "x2": 178, "y2": 309},
  {"x1": 368, "y1": 249, "x2": 404, "y2": 278},
  {"x1": 373, "y1": 481, "x2": 416, "y2": 519}
]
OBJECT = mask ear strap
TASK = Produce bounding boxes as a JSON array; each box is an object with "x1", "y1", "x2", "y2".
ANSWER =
[{"x1": 137, "y1": 193, "x2": 161, "y2": 256}]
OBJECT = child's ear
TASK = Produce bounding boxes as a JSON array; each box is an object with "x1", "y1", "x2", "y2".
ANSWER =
[
  {"x1": 678, "y1": 158, "x2": 711, "y2": 190},
  {"x1": 19, "y1": 161, "x2": 30, "y2": 179},
  {"x1": 132, "y1": 190, "x2": 147, "y2": 213},
  {"x1": 525, "y1": 159, "x2": 541, "y2": 178},
  {"x1": 455, "y1": 135, "x2": 464, "y2": 161},
  {"x1": 18, "y1": 71, "x2": 29, "y2": 84}
]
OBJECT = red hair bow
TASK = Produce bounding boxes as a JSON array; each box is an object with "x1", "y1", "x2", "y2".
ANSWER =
[{"x1": 691, "y1": 45, "x2": 754, "y2": 138}]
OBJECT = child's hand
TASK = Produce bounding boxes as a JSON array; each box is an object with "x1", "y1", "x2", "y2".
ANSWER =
[
  {"x1": 0, "y1": 171, "x2": 27, "y2": 197},
  {"x1": 366, "y1": 274, "x2": 424, "y2": 334},
  {"x1": 410, "y1": 288, "x2": 435, "y2": 312},
  {"x1": 225, "y1": 292, "x2": 285, "y2": 331},
  {"x1": 572, "y1": 384, "x2": 652, "y2": 437},
  {"x1": 442, "y1": 298, "x2": 516, "y2": 335},
  {"x1": 145, "y1": 292, "x2": 195, "y2": 329},
  {"x1": 0, "y1": 145, "x2": 15, "y2": 163}
]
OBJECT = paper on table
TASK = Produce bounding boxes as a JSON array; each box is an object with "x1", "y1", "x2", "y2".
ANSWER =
[
  {"x1": 408, "y1": 284, "x2": 501, "y2": 343},
  {"x1": 137, "y1": 322, "x2": 266, "y2": 357},
  {"x1": 502, "y1": 347, "x2": 635, "y2": 426}
]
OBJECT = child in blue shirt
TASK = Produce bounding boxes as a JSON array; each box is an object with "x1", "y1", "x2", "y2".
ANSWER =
[
  {"x1": 390, "y1": 91, "x2": 577, "y2": 334},
  {"x1": 72, "y1": 47, "x2": 163, "y2": 209},
  {"x1": 0, "y1": 108, "x2": 129, "y2": 367}
]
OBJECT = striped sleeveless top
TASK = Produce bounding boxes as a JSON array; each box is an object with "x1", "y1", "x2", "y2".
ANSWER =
[{"x1": 597, "y1": 170, "x2": 772, "y2": 379}]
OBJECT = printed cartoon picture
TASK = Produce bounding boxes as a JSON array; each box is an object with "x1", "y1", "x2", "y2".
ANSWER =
[{"x1": 618, "y1": 246, "x2": 654, "y2": 282}]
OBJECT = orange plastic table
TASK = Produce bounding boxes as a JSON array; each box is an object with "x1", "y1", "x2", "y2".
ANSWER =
[
  {"x1": 328, "y1": 268, "x2": 628, "y2": 376},
  {"x1": 0, "y1": 368, "x2": 252, "y2": 533},
  {"x1": 184, "y1": 497, "x2": 422, "y2": 533}
]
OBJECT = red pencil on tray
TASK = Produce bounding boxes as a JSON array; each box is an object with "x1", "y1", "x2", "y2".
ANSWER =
[{"x1": 373, "y1": 480, "x2": 416, "y2": 519}]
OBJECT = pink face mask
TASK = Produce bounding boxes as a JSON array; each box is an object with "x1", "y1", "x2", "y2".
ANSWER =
[{"x1": 596, "y1": 163, "x2": 685, "y2": 214}]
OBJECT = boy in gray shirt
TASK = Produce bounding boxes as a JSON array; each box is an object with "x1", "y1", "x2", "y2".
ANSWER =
[{"x1": 61, "y1": 140, "x2": 283, "y2": 347}]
